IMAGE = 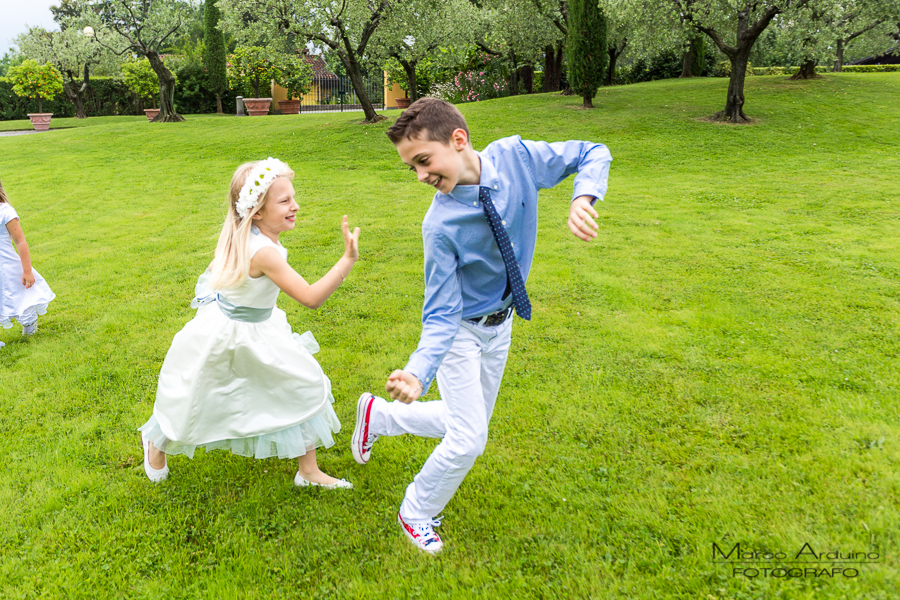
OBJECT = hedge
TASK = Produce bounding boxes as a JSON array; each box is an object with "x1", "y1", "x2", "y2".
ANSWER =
[
  {"x1": 0, "y1": 76, "x2": 140, "y2": 121},
  {"x1": 1, "y1": 69, "x2": 236, "y2": 121},
  {"x1": 841, "y1": 64, "x2": 900, "y2": 73},
  {"x1": 750, "y1": 64, "x2": 900, "y2": 76}
]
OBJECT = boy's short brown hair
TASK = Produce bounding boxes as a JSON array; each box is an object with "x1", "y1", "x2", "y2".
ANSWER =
[{"x1": 385, "y1": 97, "x2": 469, "y2": 145}]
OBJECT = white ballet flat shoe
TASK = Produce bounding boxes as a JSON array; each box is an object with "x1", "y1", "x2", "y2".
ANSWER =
[
  {"x1": 293, "y1": 472, "x2": 353, "y2": 489},
  {"x1": 141, "y1": 432, "x2": 169, "y2": 483}
]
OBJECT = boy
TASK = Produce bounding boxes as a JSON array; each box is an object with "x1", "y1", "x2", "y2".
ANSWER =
[{"x1": 352, "y1": 98, "x2": 612, "y2": 553}]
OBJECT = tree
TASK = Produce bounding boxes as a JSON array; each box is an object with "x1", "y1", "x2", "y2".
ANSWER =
[
  {"x1": 219, "y1": 0, "x2": 399, "y2": 123},
  {"x1": 50, "y1": 0, "x2": 84, "y2": 24},
  {"x1": 567, "y1": 0, "x2": 608, "y2": 108},
  {"x1": 658, "y1": 0, "x2": 813, "y2": 123},
  {"x1": 475, "y1": 0, "x2": 561, "y2": 96},
  {"x1": 768, "y1": 0, "x2": 900, "y2": 75},
  {"x1": 679, "y1": 34, "x2": 705, "y2": 78},
  {"x1": 122, "y1": 57, "x2": 165, "y2": 107},
  {"x1": 204, "y1": 0, "x2": 228, "y2": 113},
  {"x1": 226, "y1": 46, "x2": 281, "y2": 98},
  {"x1": 275, "y1": 52, "x2": 313, "y2": 100},
  {"x1": 372, "y1": 0, "x2": 477, "y2": 102},
  {"x1": 72, "y1": 0, "x2": 194, "y2": 122},
  {"x1": 8, "y1": 60, "x2": 65, "y2": 113},
  {"x1": 16, "y1": 26, "x2": 107, "y2": 119},
  {"x1": 528, "y1": 0, "x2": 568, "y2": 92}
]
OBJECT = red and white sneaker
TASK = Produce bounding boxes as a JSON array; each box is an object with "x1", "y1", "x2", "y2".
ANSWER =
[
  {"x1": 351, "y1": 392, "x2": 379, "y2": 464},
  {"x1": 398, "y1": 512, "x2": 444, "y2": 554}
]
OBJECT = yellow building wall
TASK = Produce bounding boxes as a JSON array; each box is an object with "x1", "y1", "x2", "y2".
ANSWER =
[
  {"x1": 384, "y1": 71, "x2": 405, "y2": 108},
  {"x1": 271, "y1": 81, "x2": 322, "y2": 110}
]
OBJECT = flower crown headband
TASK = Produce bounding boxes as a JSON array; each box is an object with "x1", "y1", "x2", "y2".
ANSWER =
[{"x1": 236, "y1": 157, "x2": 289, "y2": 219}]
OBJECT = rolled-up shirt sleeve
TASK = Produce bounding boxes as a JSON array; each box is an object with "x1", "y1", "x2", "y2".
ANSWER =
[
  {"x1": 519, "y1": 139, "x2": 612, "y2": 203},
  {"x1": 404, "y1": 224, "x2": 462, "y2": 394}
]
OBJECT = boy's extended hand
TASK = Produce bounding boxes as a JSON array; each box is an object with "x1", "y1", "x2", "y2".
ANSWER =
[
  {"x1": 386, "y1": 370, "x2": 423, "y2": 404},
  {"x1": 568, "y1": 195, "x2": 599, "y2": 241}
]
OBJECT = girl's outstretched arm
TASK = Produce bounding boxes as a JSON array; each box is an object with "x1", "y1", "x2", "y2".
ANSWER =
[
  {"x1": 6, "y1": 219, "x2": 35, "y2": 289},
  {"x1": 253, "y1": 215, "x2": 360, "y2": 309}
]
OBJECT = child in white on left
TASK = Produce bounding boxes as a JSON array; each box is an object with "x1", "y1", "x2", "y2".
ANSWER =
[
  {"x1": 0, "y1": 179, "x2": 56, "y2": 346},
  {"x1": 139, "y1": 158, "x2": 360, "y2": 488}
]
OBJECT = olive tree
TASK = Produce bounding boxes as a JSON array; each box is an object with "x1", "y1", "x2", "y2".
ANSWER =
[
  {"x1": 71, "y1": 0, "x2": 195, "y2": 122},
  {"x1": 370, "y1": 0, "x2": 478, "y2": 102},
  {"x1": 767, "y1": 0, "x2": 900, "y2": 76},
  {"x1": 15, "y1": 26, "x2": 107, "y2": 119},
  {"x1": 640, "y1": 0, "x2": 814, "y2": 123},
  {"x1": 474, "y1": 0, "x2": 561, "y2": 95}
]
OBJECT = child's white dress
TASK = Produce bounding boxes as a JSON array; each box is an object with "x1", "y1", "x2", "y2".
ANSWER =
[
  {"x1": 0, "y1": 203, "x2": 55, "y2": 329},
  {"x1": 139, "y1": 227, "x2": 340, "y2": 459}
]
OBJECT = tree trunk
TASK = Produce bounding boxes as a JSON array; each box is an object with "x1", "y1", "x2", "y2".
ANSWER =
[
  {"x1": 680, "y1": 48, "x2": 693, "y2": 78},
  {"x1": 519, "y1": 65, "x2": 534, "y2": 94},
  {"x1": 681, "y1": 37, "x2": 701, "y2": 78},
  {"x1": 339, "y1": 53, "x2": 383, "y2": 123},
  {"x1": 543, "y1": 44, "x2": 563, "y2": 92},
  {"x1": 38, "y1": 97, "x2": 43, "y2": 113},
  {"x1": 508, "y1": 50, "x2": 519, "y2": 96},
  {"x1": 398, "y1": 57, "x2": 419, "y2": 102},
  {"x1": 64, "y1": 81, "x2": 87, "y2": 119},
  {"x1": 582, "y1": 95, "x2": 593, "y2": 108},
  {"x1": 607, "y1": 46, "x2": 619, "y2": 85},
  {"x1": 605, "y1": 38, "x2": 626, "y2": 86},
  {"x1": 790, "y1": 59, "x2": 819, "y2": 80},
  {"x1": 216, "y1": 93, "x2": 223, "y2": 114},
  {"x1": 711, "y1": 52, "x2": 751, "y2": 123},
  {"x1": 833, "y1": 39, "x2": 844, "y2": 72},
  {"x1": 146, "y1": 51, "x2": 184, "y2": 123}
]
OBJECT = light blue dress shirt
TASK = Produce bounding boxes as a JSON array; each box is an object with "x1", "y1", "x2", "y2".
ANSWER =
[{"x1": 405, "y1": 135, "x2": 612, "y2": 392}]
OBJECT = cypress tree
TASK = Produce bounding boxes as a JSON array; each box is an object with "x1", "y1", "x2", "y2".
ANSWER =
[
  {"x1": 204, "y1": 0, "x2": 227, "y2": 114},
  {"x1": 567, "y1": 0, "x2": 608, "y2": 109}
]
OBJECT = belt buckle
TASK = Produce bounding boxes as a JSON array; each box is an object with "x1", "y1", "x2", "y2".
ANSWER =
[{"x1": 485, "y1": 307, "x2": 509, "y2": 327}]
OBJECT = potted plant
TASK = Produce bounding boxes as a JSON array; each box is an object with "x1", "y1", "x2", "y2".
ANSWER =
[
  {"x1": 122, "y1": 57, "x2": 174, "y2": 121},
  {"x1": 275, "y1": 53, "x2": 313, "y2": 115},
  {"x1": 8, "y1": 60, "x2": 64, "y2": 131},
  {"x1": 227, "y1": 47, "x2": 280, "y2": 116}
]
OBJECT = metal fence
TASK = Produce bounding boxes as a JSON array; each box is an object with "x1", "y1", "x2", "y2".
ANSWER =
[{"x1": 297, "y1": 74, "x2": 384, "y2": 113}]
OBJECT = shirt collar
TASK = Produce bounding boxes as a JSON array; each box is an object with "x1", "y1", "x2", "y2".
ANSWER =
[{"x1": 438, "y1": 151, "x2": 501, "y2": 207}]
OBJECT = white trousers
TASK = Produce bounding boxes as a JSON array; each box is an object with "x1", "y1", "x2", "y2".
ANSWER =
[{"x1": 370, "y1": 318, "x2": 513, "y2": 520}]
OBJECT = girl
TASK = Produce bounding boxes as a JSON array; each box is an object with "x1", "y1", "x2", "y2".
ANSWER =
[
  {"x1": 139, "y1": 158, "x2": 360, "y2": 488},
  {"x1": 0, "y1": 179, "x2": 55, "y2": 347}
]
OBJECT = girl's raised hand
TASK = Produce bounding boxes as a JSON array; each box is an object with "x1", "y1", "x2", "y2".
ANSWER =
[{"x1": 342, "y1": 215, "x2": 360, "y2": 261}]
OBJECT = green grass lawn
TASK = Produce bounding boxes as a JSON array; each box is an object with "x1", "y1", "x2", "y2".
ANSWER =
[{"x1": 0, "y1": 74, "x2": 898, "y2": 599}]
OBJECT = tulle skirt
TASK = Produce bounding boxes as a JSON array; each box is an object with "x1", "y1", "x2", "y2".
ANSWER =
[{"x1": 139, "y1": 403, "x2": 341, "y2": 459}]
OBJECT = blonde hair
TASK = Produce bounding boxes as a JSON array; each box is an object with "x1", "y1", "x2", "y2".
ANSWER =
[
  {"x1": 0, "y1": 179, "x2": 9, "y2": 204},
  {"x1": 208, "y1": 161, "x2": 295, "y2": 289}
]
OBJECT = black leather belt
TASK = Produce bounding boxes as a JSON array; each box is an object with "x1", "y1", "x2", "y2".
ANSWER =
[{"x1": 465, "y1": 306, "x2": 513, "y2": 327}]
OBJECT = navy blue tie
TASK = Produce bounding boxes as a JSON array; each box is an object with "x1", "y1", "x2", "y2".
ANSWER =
[{"x1": 480, "y1": 186, "x2": 531, "y2": 320}]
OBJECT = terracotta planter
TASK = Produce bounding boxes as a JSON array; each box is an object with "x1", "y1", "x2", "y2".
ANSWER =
[
  {"x1": 27, "y1": 113, "x2": 53, "y2": 131},
  {"x1": 278, "y1": 99, "x2": 301, "y2": 114},
  {"x1": 144, "y1": 108, "x2": 161, "y2": 121},
  {"x1": 242, "y1": 98, "x2": 272, "y2": 116},
  {"x1": 395, "y1": 97, "x2": 411, "y2": 109}
]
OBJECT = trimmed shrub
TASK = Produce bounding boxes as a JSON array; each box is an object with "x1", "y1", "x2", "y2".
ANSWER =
[
  {"x1": 841, "y1": 64, "x2": 900, "y2": 73},
  {"x1": 750, "y1": 65, "x2": 830, "y2": 76}
]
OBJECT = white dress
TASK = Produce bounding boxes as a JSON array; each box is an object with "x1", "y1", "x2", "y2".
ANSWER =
[
  {"x1": 0, "y1": 203, "x2": 55, "y2": 329},
  {"x1": 139, "y1": 227, "x2": 340, "y2": 459}
]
